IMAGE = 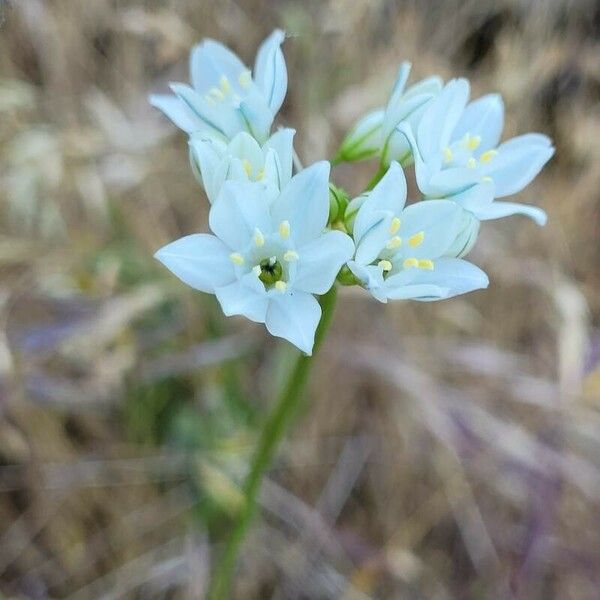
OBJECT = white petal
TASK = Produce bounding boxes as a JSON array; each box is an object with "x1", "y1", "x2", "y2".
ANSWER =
[
  {"x1": 484, "y1": 138, "x2": 554, "y2": 197},
  {"x1": 189, "y1": 136, "x2": 227, "y2": 203},
  {"x1": 477, "y1": 201, "x2": 547, "y2": 225},
  {"x1": 209, "y1": 180, "x2": 272, "y2": 249},
  {"x1": 190, "y1": 39, "x2": 247, "y2": 93},
  {"x1": 347, "y1": 261, "x2": 385, "y2": 292},
  {"x1": 449, "y1": 180, "x2": 495, "y2": 215},
  {"x1": 253, "y1": 29, "x2": 288, "y2": 114},
  {"x1": 271, "y1": 161, "x2": 331, "y2": 245},
  {"x1": 265, "y1": 128, "x2": 295, "y2": 185},
  {"x1": 353, "y1": 161, "x2": 407, "y2": 243},
  {"x1": 452, "y1": 94, "x2": 504, "y2": 153},
  {"x1": 417, "y1": 78, "x2": 470, "y2": 161},
  {"x1": 399, "y1": 200, "x2": 463, "y2": 258},
  {"x1": 215, "y1": 279, "x2": 269, "y2": 323},
  {"x1": 228, "y1": 131, "x2": 264, "y2": 171},
  {"x1": 149, "y1": 94, "x2": 207, "y2": 135},
  {"x1": 238, "y1": 93, "x2": 274, "y2": 143},
  {"x1": 155, "y1": 234, "x2": 235, "y2": 293},
  {"x1": 265, "y1": 292, "x2": 321, "y2": 355},
  {"x1": 294, "y1": 231, "x2": 355, "y2": 294}
]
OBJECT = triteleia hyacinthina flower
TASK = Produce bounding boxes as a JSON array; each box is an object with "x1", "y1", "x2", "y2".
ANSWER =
[
  {"x1": 189, "y1": 128, "x2": 295, "y2": 204},
  {"x1": 150, "y1": 30, "x2": 287, "y2": 144},
  {"x1": 398, "y1": 79, "x2": 554, "y2": 225},
  {"x1": 155, "y1": 162, "x2": 354, "y2": 354},
  {"x1": 346, "y1": 162, "x2": 489, "y2": 302},
  {"x1": 337, "y1": 62, "x2": 442, "y2": 165}
]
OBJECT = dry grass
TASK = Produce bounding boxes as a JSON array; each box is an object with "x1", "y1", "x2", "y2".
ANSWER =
[{"x1": 1, "y1": 0, "x2": 599, "y2": 598}]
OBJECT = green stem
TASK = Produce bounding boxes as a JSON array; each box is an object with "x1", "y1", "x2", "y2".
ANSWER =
[
  {"x1": 209, "y1": 286, "x2": 339, "y2": 599},
  {"x1": 365, "y1": 163, "x2": 388, "y2": 191}
]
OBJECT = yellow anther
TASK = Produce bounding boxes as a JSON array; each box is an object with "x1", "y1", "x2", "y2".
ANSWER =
[
  {"x1": 275, "y1": 280, "x2": 287, "y2": 292},
  {"x1": 443, "y1": 147, "x2": 454, "y2": 163},
  {"x1": 481, "y1": 176, "x2": 493, "y2": 183},
  {"x1": 480, "y1": 149, "x2": 498, "y2": 163},
  {"x1": 229, "y1": 252, "x2": 245, "y2": 266},
  {"x1": 386, "y1": 236, "x2": 402, "y2": 250},
  {"x1": 254, "y1": 228, "x2": 265, "y2": 247},
  {"x1": 403, "y1": 258, "x2": 419, "y2": 269},
  {"x1": 279, "y1": 220, "x2": 290, "y2": 239},
  {"x1": 252, "y1": 265, "x2": 261, "y2": 277},
  {"x1": 256, "y1": 169, "x2": 265, "y2": 181},
  {"x1": 418, "y1": 259, "x2": 434, "y2": 270},
  {"x1": 467, "y1": 157, "x2": 477, "y2": 169},
  {"x1": 408, "y1": 231, "x2": 425, "y2": 248},
  {"x1": 284, "y1": 250, "x2": 299, "y2": 262},
  {"x1": 238, "y1": 69, "x2": 252, "y2": 88},
  {"x1": 467, "y1": 135, "x2": 481, "y2": 151},
  {"x1": 389, "y1": 217, "x2": 401, "y2": 235},
  {"x1": 378, "y1": 259, "x2": 392, "y2": 272},
  {"x1": 208, "y1": 87, "x2": 225, "y2": 101},
  {"x1": 242, "y1": 158, "x2": 253, "y2": 177},
  {"x1": 219, "y1": 75, "x2": 231, "y2": 94}
]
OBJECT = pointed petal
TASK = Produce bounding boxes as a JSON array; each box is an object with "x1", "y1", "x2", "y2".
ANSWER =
[
  {"x1": 155, "y1": 234, "x2": 235, "y2": 293},
  {"x1": 228, "y1": 131, "x2": 264, "y2": 171},
  {"x1": 477, "y1": 201, "x2": 547, "y2": 225},
  {"x1": 271, "y1": 161, "x2": 331, "y2": 245},
  {"x1": 215, "y1": 278, "x2": 269, "y2": 323},
  {"x1": 265, "y1": 292, "x2": 321, "y2": 354},
  {"x1": 383, "y1": 283, "x2": 450, "y2": 301},
  {"x1": 294, "y1": 231, "x2": 355, "y2": 294},
  {"x1": 254, "y1": 29, "x2": 288, "y2": 114},
  {"x1": 265, "y1": 128, "x2": 295, "y2": 185},
  {"x1": 189, "y1": 136, "x2": 227, "y2": 203},
  {"x1": 417, "y1": 78, "x2": 470, "y2": 161},
  {"x1": 347, "y1": 261, "x2": 385, "y2": 292},
  {"x1": 353, "y1": 162, "x2": 406, "y2": 243},
  {"x1": 190, "y1": 39, "x2": 247, "y2": 93},
  {"x1": 209, "y1": 180, "x2": 272, "y2": 249},
  {"x1": 452, "y1": 94, "x2": 504, "y2": 153},
  {"x1": 149, "y1": 93, "x2": 206, "y2": 134},
  {"x1": 484, "y1": 137, "x2": 554, "y2": 197},
  {"x1": 449, "y1": 180, "x2": 495, "y2": 214},
  {"x1": 238, "y1": 94, "x2": 274, "y2": 143}
]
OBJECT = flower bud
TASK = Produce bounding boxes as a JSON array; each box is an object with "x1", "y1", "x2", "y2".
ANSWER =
[
  {"x1": 328, "y1": 183, "x2": 349, "y2": 223},
  {"x1": 343, "y1": 193, "x2": 368, "y2": 235},
  {"x1": 335, "y1": 109, "x2": 384, "y2": 163}
]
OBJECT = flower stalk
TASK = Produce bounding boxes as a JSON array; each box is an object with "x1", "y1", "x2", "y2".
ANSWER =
[{"x1": 209, "y1": 285, "x2": 338, "y2": 600}]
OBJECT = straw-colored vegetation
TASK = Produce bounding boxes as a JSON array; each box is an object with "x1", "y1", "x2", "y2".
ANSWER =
[{"x1": 1, "y1": 0, "x2": 599, "y2": 597}]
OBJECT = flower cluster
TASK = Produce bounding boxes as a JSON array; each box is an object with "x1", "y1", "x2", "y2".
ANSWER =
[{"x1": 152, "y1": 31, "x2": 554, "y2": 354}]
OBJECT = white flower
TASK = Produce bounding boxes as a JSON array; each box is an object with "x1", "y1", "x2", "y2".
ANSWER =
[
  {"x1": 337, "y1": 62, "x2": 442, "y2": 165},
  {"x1": 399, "y1": 79, "x2": 554, "y2": 225},
  {"x1": 346, "y1": 162, "x2": 489, "y2": 302},
  {"x1": 149, "y1": 30, "x2": 288, "y2": 144},
  {"x1": 155, "y1": 163, "x2": 354, "y2": 354},
  {"x1": 189, "y1": 128, "x2": 295, "y2": 204}
]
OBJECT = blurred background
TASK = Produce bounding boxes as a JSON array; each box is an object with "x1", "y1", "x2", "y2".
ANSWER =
[{"x1": 1, "y1": 0, "x2": 599, "y2": 598}]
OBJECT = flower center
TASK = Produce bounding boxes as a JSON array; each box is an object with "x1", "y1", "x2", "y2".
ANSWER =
[{"x1": 257, "y1": 256, "x2": 283, "y2": 285}]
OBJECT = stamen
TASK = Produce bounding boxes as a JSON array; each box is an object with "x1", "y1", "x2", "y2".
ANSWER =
[
  {"x1": 238, "y1": 70, "x2": 252, "y2": 88},
  {"x1": 279, "y1": 220, "x2": 291, "y2": 239},
  {"x1": 378, "y1": 259, "x2": 392, "y2": 272},
  {"x1": 403, "y1": 258, "x2": 419, "y2": 269},
  {"x1": 284, "y1": 250, "x2": 299, "y2": 262},
  {"x1": 208, "y1": 87, "x2": 225, "y2": 101},
  {"x1": 408, "y1": 231, "x2": 425, "y2": 248},
  {"x1": 219, "y1": 75, "x2": 231, "y2": 94},
  {"x1": 386, "y1": 236, "x2": 402, "y2": 250},
  {"x1": 467, "y1": 157, "x2": 477, "y2": 169},
  {"x1": 254, "y1": 228, "x2": 265, "y2": 247},
  {"x1": 389, "y1": 217, "x2": 401, "y2": 235},
  {"x1": 418, "y1": 259, "x2": 434, "y2": 270},
  {"x1": 229, "y1": 252, "x2": 245, "y2": 265},
  {"x1": 256, "y1": 169, "x2": 265, "y2": 181},
  {"x1": 480, "y1": 149, "x2": 498, "y2": 163},
  {"x1": 242, "y1": 159, "x2": 253, "y2": 177},
  {"x1": 275, "y1": 280, "x2": 287, "y2": 293},
  {"x1": 443, "y1": 147, "x2": 453, "y2": 163},
  {"x1": 252, "y1": 265, "x2": 261, "y2": 277},
  {"x1": 481, "y1": 176, "x2": 493, "y2": 183},
  {"x1": 467, "y1": 135, "x2": 481, "y2": 151}
]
